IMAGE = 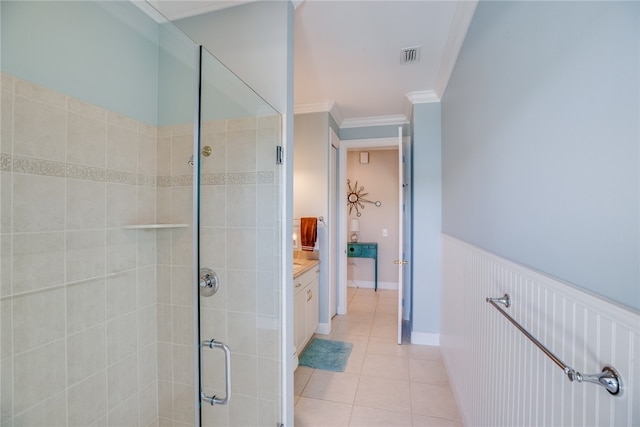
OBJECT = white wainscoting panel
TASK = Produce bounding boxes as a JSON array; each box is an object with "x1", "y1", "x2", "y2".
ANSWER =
[{"x1": 441, "y1": 234, "x2": 639, "y2": 427}]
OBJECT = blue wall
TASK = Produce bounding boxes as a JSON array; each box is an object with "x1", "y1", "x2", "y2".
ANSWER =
[
  {"x1": 174, "y1": 1, "x2": 290, "y2": 115},
  {"x1": 1, "y1": 1, "x2": 162, "y2": 125},
  {"x1": 411, "y1": 102, "x2": 442, "y2": 336},
  {"x1": 157, "y1": 23, "x2": 197, "y2": 126},
  {"x1": 442, "y1": 1, "x2": 639, "y2": 310}
]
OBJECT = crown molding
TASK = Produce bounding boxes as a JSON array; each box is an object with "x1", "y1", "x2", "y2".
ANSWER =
[
  {"x1": 329, "y1": 103, "x2": 344, "y2": 128},
  {"x1": 294, "y1": 101, "x2": 344, "y2": 127},
  {"x1": 434, "y1": 0, "x2": 478, "y2": 98},
  {"x1": 404, "y1": 90, "x2": 440, "y2": 121},
  {"x1": 293, "y1": 106, "x2": 408, "y2": 129},
  {"x1": 294, "y1": 102, "x2": 335, "y2": 115},
  {"x1": 341, "y1": 114, "x2": 408, "y2": 129},
  {"x1": 406, "y1": 90, "x2": 440, "y2": 104}
]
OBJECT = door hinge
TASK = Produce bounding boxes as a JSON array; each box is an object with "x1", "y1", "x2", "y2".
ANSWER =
[{"x1": 276, "y1": 146, "x2": 283, "y2": 164}]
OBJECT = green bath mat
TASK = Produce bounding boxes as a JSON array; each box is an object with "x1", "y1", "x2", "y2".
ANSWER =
[{"x1": 299, "y1": 338, "x2": 353, "y2": 372}]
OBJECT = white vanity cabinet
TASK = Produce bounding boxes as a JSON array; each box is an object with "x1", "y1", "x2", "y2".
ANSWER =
[{"x1": 293, "y1": 263, "x2": 319, "y2": 357}]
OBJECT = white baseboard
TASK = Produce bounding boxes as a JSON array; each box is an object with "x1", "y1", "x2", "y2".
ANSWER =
[
  {"x1": 347, "y1": 280, "x2": 398, "y2": 290},
  {"x1": 410, "y1": 332, "x2": 440, "y2": 346},
  {"x1": 315, "y1": 322, "x2": 331, "y2": 335}
]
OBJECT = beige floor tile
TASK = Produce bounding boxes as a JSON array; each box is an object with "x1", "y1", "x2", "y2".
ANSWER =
[
  {"x1": 348, "y1": 301, "x2": 377, "y2": 313},
  {"x1": 375, "y1": 301, "x2": 399, "y2": 315},
  {"x1": 343, "y1": 350, "x2": 365, "y2": 375},
  {"x1": 324, "y1": 333, "x2": 369, "y2": 354},
  {"x1": 367, "y1": 336, "x2": 408, "y2": 358},
  {"x1": 294, "y1": 397, "x2": 352, "y2": 427},
  {"x1": 354, "y1": 376, "x2": 411, "y2": 413},
  {"x1": 295, "y1": 289, "x2": 462, "y2": 426},
  {"x1": 376, "y1": 309, "x2": 399, "y2": 318},
  {"x1": 361, "y1": 354, "x2": 409, "y2": 380},
  {"x1": 350, "y1": 294, "x2": 378, "y2": 305},
  {"x1": 373, "y1": 312, "x2": 397, "y2": 325},
  {"x1": 334, "y1": 320, "x2": 372, "y2": 337},
  {"x1": 377, "y1": 289, "x2": 398, "y2": 301},
  {"x1": 407, "y1": 345, "x2": 443, "y2": 362},
  {"x1": 302, "y1": 370, "x2": 360, "y2": 404},
  {"x1": 409, "y1": 359, "x2": 450, "y2": 386},
  {"x1": 349, "y1": 405, "x2": 412, "y2": 427},
  {"x1": 294, "y1": 366, "x2": 314, "y2": 396},
  {"x1": 355, "y1": 289, "x2": 377, "y2": 297},
  {"x1": 369, "y1": 323, "x2": 397, "y2": 339},
  {"x1": 342, "y1": 311, "x2": 375, "y2": 323},
  {"x1": 410, "y1": 382, "x2": 461, "y2": 420},
  {"x1": 412, "y1": 414, "x2": 463, "y2": 427}
]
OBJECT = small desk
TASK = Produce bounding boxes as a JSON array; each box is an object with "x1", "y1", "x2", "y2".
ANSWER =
[{"x1": 347, "y1": 242, "x2": 378, "y2": 291}]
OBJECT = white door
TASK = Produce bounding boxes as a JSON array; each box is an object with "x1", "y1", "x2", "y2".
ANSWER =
[
  {"x1": 329, "y1": 130, "x2": 339, "y2": 318},
  {"x1": 396, "y1": 127, "x2": 407, "y2": 344}
]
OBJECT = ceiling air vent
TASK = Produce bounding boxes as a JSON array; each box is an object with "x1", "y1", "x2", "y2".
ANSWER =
[{"x1": 400, "y1": 46, "x2": 421, "y2": 64}]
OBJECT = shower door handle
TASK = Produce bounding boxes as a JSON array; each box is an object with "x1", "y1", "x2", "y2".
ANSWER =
[{"x1": 200, "y1": 339, "x2": 231, "y2": 406}]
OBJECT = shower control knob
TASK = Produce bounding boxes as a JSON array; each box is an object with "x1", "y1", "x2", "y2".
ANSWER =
[{"x1": 199, "y1": 267, "x2": 219, "y2": 297}]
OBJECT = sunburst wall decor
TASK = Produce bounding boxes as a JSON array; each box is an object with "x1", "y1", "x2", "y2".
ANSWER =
[{"x1": 347, "y1": 179, "x2": 381, "y2": 217}]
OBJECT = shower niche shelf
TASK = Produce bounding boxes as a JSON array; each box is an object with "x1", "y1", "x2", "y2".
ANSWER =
[{"x1": 122, "y1": 224, "x2": 189, "y2": 230}]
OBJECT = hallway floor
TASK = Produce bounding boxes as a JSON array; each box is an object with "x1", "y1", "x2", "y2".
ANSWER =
[{"x1": 294, "y1": 287, "x2": 462, "y2": 427}]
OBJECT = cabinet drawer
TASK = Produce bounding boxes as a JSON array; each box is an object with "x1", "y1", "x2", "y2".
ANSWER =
[
  {"x1": 347, "y1": 243, "x2": 362, "y2": 256},
  {"x1": 294, "y1": 266, "x2": 318, "y2": 295},
  {"x1": 347, "y1": 243, "x2": 377, "y2": 258}
]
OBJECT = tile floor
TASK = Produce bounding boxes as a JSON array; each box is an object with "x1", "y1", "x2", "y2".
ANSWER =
[{"x1": 294, "y1": 287, "x2": 463, "y2": 427}]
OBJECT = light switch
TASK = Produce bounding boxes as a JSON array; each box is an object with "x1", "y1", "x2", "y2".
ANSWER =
[{"x1": 382, "y1": 229, "x2": 388, "y2": 237}]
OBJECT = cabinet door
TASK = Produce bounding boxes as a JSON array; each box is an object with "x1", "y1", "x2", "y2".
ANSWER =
[
  {"x1": 294, "y1": 288, "x2": 307, "y2": 353},
  {"x1": 306, "y1": 278, "x2": 319, "y2": 340}
]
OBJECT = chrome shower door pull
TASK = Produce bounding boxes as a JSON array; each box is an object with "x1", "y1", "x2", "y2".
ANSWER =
[
  {"x1": 199, "y1": 267, "x2": 219, "y2": 297},
  {"x1": 200, "y1": 339, "x2": 231, "y2": 406}
]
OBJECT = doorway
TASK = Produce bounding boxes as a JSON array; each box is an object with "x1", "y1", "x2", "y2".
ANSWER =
[{"x1": 336, "y1": 134, "x2": 412, "y2": 343}]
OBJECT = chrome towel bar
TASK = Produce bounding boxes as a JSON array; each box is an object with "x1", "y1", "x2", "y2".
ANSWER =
[{"x1": 486, "y1": 294, "x2": 622, "y2": 396}]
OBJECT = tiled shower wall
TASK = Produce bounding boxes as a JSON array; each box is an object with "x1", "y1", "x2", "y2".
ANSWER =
[
  {"x1": 1, "y1": 73, "x2": 283, "y2": 427},
  {"x1": 441, "y1": 234, "x2": 639, "y2": 427},
  {"x1": 0, "y1": 73, "x2": 159, "y2": 425},
  {"x1": 155, "y1": 115, "x2": 283, "y2": 427}
]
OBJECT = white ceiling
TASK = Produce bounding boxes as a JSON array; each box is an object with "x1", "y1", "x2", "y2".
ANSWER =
[{"x1": 147, "y1": 0, "x2": 477, "y2": 126}]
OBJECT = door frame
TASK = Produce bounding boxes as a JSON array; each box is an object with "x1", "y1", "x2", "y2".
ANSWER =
[
  {"x1": 336, "y1": 136, "x2": 411, "y2": 315},
  {"x1": 329, "y1": 129, "x2": 339, "y2": 320}
]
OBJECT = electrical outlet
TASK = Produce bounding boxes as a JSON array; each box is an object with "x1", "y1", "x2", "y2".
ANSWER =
[{"x1": 382, "y1": 228, "x2": 388, "y2": 237}]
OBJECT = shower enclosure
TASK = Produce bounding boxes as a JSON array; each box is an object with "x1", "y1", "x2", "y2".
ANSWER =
[{"x1": 0, "y1": 2, "x2": 284, "y2": 426}]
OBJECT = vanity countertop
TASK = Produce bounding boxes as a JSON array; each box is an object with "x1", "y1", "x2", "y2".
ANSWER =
[{"x1": 293, "y1": 258, "x2": 319, "y2": 278}]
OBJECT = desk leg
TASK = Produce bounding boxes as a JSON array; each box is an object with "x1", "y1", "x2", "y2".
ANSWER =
[{"x1": 374, "y1": 257, "x2": 378, "y2": 292}]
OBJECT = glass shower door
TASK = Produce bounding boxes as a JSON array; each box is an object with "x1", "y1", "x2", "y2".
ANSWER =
[{"x1": 195, "y1": 47, "x2": 283, "y2": 426}]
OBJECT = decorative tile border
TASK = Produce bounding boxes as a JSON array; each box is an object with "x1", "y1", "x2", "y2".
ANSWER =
[
  {"x1": 66, "y1": 164, "x2": 106, "y2": 182},
  {"x1": 156, "y1": 172, "x2": 274, "y2": 186},
  {"x1": 201, "y1": 173, "x2": 226, "y2": 186},
  {"x1": 170, "y1": 175, "x2": 192, "y2": 187},
  {"x1": 1, "y1": 153, "x2": 12, "y2": 171},
  {"x1": 137, "y1": 174, "x2": 156, "y2": 187},
  {"x1": 227, "y1": 172, "x2": 255, "y2": 185},
  {"x1": 257, "y1": 171, "x2": 274, "y2": 184},
  {"x1": 156, "y1": 176, "x2": 171, "y2": 187},
  {"x1": 105, "y1": 169, "x2": 137, "y2": 186},
  {"x1": 14, "y1": 155, "x2": 65, "y2": 177},
  {"x1": 4, "y1": 153, "x2": 155, "y2": 187},
  {"x1": 3, "y1": 152, "x2": 276, "y2": 187}
]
